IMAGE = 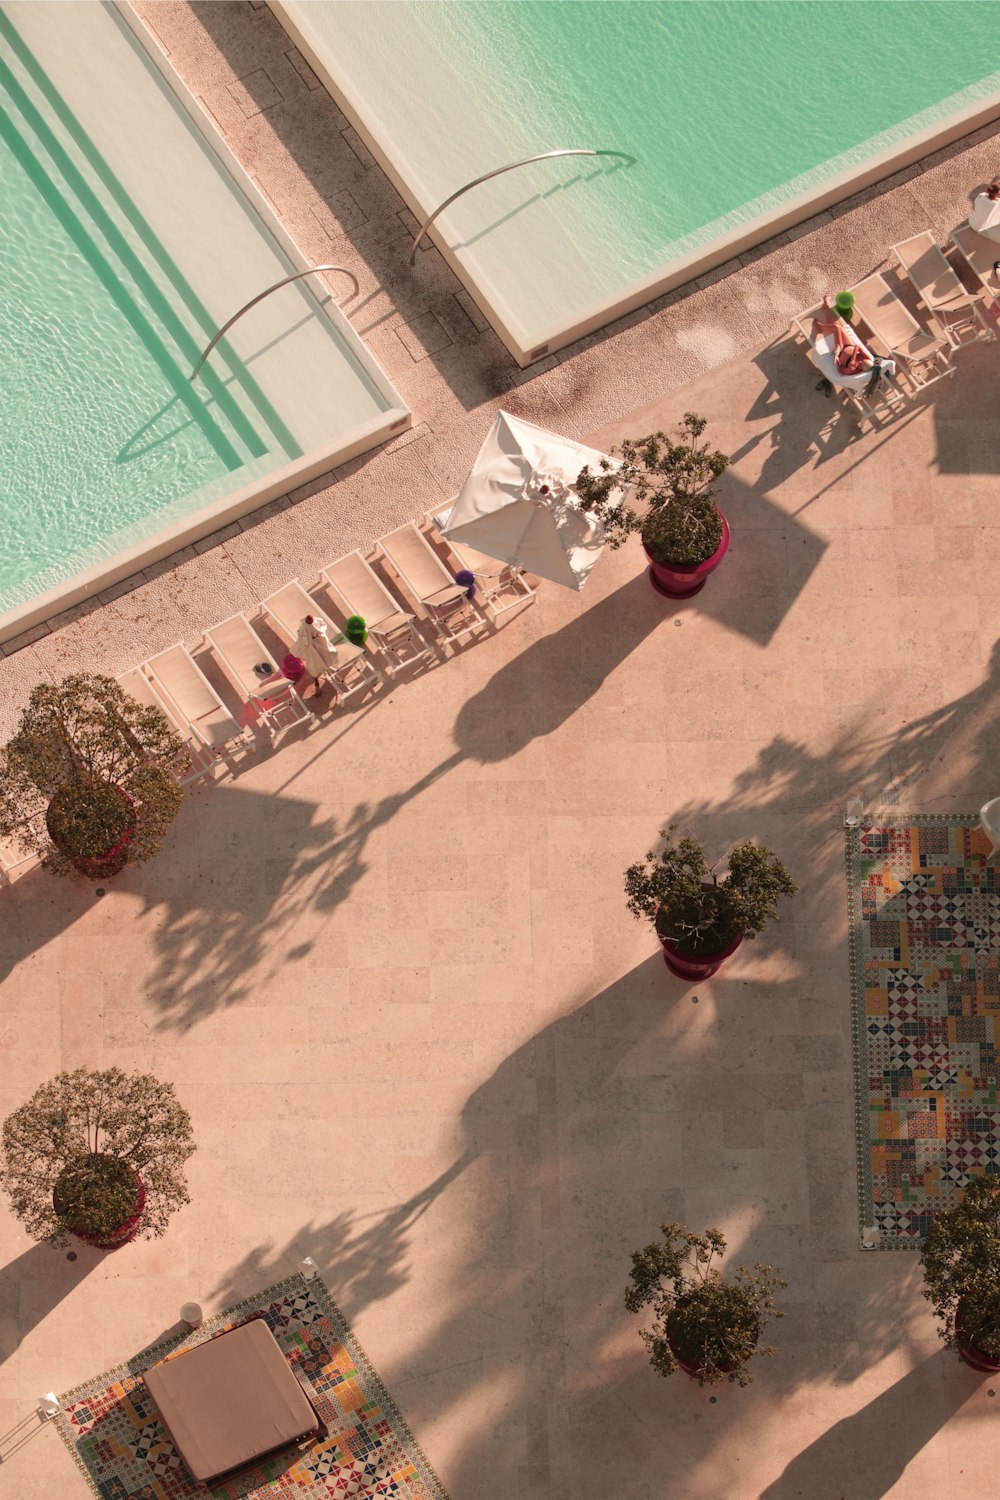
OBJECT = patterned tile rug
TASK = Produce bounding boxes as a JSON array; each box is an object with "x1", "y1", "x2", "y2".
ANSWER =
[
  {"x1": 55, "y1": 1273, "x2": 449, "y2": 1499},
  {"x1": 848, "y1": 814, "x2": 1000, "y2": 1249}
]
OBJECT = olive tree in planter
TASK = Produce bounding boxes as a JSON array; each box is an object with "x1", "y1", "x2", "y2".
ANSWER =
[
  {"x1": 0, "y1": 673, "x2": 184, "y2": 878},
  {"x1": 574, "y1": 414, "x2": 730, "y2": 599},
  {"x1": 626, "y1": 1222, "x2": 786, "y2": 1386},
  {"x1": 626, "y1": 828, "x2": 797, "y2": 979},
  {"x1": 0, "y1": 1068, "x2": 195, "y2": 1250},
  {"x1": 921, "y1": 1176, "x2": 1000, "y2": 1371}
]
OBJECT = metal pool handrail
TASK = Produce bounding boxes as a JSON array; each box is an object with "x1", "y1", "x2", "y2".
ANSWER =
[
  {"x1": 189, "y1": 265, "x2": 361, "y2": 380},
  {"x1": 408, "y1": 148, "x2": 634, "y2": 266}
]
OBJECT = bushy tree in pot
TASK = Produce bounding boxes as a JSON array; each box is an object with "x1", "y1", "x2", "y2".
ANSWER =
[
  {"x1": 0, "y1": 673, "x2": 184, "y2": 878},
  {"x1": 0, "y1": 1068, "x2": 195, "y2": 1250},
  {"x1": 626, "y1": 828, "x2": 797, "y2": 979},
  {"x1": 626, "y1": 1222, "x2": 786, "y2": 1386},
  {"x1": 921, "y1": 1176, "x2": 1000, "y2": 1371},
  {"x1": 575, "y1": 414, "x2": 730, "y2": 599}
]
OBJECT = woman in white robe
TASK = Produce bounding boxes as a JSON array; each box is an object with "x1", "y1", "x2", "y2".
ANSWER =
[{"x1": 293, "y1": 616, "x2": 337, "y2": 693}]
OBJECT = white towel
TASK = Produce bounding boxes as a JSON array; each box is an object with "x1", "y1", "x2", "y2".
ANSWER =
[
  {"x1": 294, "y1": 618, "x2": 337, "y2": 677},
  {"x1": 969, "y1": 194, "x2": 1000, "y2": 242}
]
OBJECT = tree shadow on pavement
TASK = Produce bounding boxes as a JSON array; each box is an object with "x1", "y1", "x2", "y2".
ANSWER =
[
  {"x1": 208, "y1": 955, "x2": 918, "y2": 1498},
  {"x1": 759, "y1": 1349, "x2": 977, "y2": 1500}
]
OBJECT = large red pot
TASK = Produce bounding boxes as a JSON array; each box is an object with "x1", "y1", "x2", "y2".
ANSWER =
[
  {"x1": 666, "y1": 1300, "x2": 758, "y2": 1382},
  {"x1": 956, "y1": 1302, "x2": 1000, "y2": 1372},
  {"x1": 643, "y1": 512, "x2": 730, "y2": 599},
  {"x1": 658, "y1": 929, "x2": 743, "y2": 980},
  {"x1": 53, "y1": 1159, "x2": 146, "y2": 1251},
  {"x1": 46, "y1": 784, "x2": 136, "y2": 879}
]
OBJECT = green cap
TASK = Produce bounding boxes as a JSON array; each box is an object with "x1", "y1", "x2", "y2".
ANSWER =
[{"x1": 834, "y1": 291, "x2": 855, "y2": 313}]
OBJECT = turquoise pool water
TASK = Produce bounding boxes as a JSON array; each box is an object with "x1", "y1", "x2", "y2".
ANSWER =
[
  {"x1": 289, "y1": 0, "x2": 1000, "y2": 346},
  {"x1": 0, "y1": 2, "x2": 398, "y2": 620}
]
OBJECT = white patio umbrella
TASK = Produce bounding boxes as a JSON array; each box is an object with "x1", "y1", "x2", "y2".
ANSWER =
[{"x1": 440, "y1": 410, "x2": 617, "y2": 591}]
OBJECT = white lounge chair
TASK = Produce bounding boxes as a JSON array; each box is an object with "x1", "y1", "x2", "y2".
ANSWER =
[
  {"x1": 848, "y1": 274, "x2": 952, "y2": 391},
  {"x1": 118, "y1": 668, "x2": 215, "y2": 786},
  {"x1": 320, "y1": 551, "x2": 435, "y2": 673},
  {"x1": 891, "y1": 232, "x2": 994, "y2": 348},
  {"x1": 261, "y1": 580, "x2": 381, "y2": 705},
  {"x1": 203, "y1": 613, "x2": 314, "y2": 745},
  {"x1": 793, "y1": 303, "x2": 906, "y2": 425},
  {"x1": 0, "y1": 816, "x2": 45, "y2": 886},
  {"x1": 950, "y1": 223, "x2": 1000, "y2": 310},
  {"x1": 141, "y1": 645, "x2": 253, "y2": 761},
  {"x1": 425, "y1": 502, "x2": 535, "y2": 619},
  {"x1": 378, "y1": 522, "x2": 483, "y2": 645}
]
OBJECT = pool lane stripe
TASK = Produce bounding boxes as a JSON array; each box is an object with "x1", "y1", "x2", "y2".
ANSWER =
[
  {"x1": 0, "y1": 9, "x2": 302, "y2": 462},
  {"x1": 0, "y1": 93, "x2": 245, "y2": 473}
]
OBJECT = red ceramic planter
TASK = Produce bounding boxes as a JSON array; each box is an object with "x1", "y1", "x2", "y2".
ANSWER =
[
  {"x1": 666, "y1": 1314, "x2": 758, "y2": 1383},
  {"x1": 643, "y1": 512, "x2": 730, "y2": 599},
  {"x1": 55, "y1": 1166, "x2": 146, "y2": 1250},
  {"x1": 658, "y1": 929, "x2": 743, "y2": 980},
  {"x1": 47, "y1": 785, "x2": 136, "y2": 879},
  {"x1": 956, "y1": 1304, "x2": 1000, "y2": 1371}
]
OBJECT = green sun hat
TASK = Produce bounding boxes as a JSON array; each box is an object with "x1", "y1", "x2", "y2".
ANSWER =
[
  {"x1": 834, "y1": 291, "x2": 856, "y2": 321},
  {"x1": 345, "y1": 614, "x2": 368, "y2": 645}
]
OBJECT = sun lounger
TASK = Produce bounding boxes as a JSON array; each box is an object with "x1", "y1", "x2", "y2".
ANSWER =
[
  {"x1": 140, "y1": 645, "x2": 253, "y2": 760},
  {"x1": 891, "y1": 232, "x2": 994, "y2": 348},
  {"x1": 320, "y1": 551, "x2": 435, "y2": 673},
  {"x1": 792, "y1": 303, "x2": 906, "y2": 424},
  {"x1": 378, "y1": 522, "x2": 483, "y2": 644},
  {"x1": 118, "y1": 667, "x2": 215, "y2": 786},
  {"x1": 0, "y1": 815, "x2": 45, "y2": 886},
  {"x1": 425, "y1": 502, "x2": 535, "y2": 619},
  {"x1": 950, "y1": 223, "x2": 1000, "y2": 308},
  {"x1": 848, "y1": 274, "x2": 953, "y2": 391},
  {"x1": 203, "y1": 613, "x2": 314, "y2": 744},
  {"x1": 261, "y1": 580, "x2": 381, "y2": 705}
]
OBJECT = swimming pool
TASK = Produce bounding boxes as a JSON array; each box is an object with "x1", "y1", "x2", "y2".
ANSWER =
[
  {"x1": 276, "y1": 0, "x2": 1000, "y2": 364},
  {"x1": 0, "y1": 1, "x2": 408, "y2": 642}
]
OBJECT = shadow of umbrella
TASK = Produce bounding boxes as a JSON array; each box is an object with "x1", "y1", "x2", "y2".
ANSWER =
[{"x1": 453, "y1": 572, "x2": 667, "y2": 763}]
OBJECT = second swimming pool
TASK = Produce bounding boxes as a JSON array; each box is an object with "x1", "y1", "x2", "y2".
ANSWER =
[{"x1": 277, "y1": 0, "x2": 1000, "y2": 361}]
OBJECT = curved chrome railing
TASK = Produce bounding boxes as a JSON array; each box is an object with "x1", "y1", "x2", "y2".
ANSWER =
[
  {"x1": 409, "y1": 148, "x2": 634, "y2": 266},
  {"x1": 189, "y1": 264, "x2": 361, "y2": 380}
]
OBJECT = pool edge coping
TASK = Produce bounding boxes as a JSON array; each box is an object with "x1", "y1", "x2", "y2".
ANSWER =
[
  {"x1": 0, "y1": 0, "x2": 411, "y2": 647},
  {"x1": 272, "y1": 0, "x2": 1000, "y2": 367}
]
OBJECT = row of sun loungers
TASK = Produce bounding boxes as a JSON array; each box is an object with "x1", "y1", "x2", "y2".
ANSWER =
[
  {"x1": 793, "y1": 227, "x2": 997, "y2": 425},
  {"x1": 89, "y1": 517, "x2": 537, "y2": 801}
]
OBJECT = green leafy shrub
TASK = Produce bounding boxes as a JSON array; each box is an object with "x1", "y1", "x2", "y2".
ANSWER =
[
  {"x1": 0, "y1": 674, "x2": 183, "y2": 877},
  {"x1": 0, "y1": 1068, "x2": 195, "y2": 1247},
  {"x1": 921, "y1": 1176, "x2": 1000, "y2": 1360},
  {"x1": 626, "y1": 1222, "x2": 785, "y2": 1386},
  {"x1": 625, "y1": 828, "x2": 797, "y2": 955},
  {"x1": 574, "y1": 414, "x2": 729, "y2": 565}
]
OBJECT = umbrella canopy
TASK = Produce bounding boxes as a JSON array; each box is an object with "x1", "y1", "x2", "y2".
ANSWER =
[{"x1": 441, "y1": 411, "x2": 617, "y2": 591}]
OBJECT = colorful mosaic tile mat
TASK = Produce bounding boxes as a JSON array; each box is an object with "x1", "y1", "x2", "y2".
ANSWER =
[
  {"x1": 55, "y1": 1273, "x2": 449, "y2": 1500},
  {"x1": 848, "y1": 814, "x2": 1000, "y2": 1250}
]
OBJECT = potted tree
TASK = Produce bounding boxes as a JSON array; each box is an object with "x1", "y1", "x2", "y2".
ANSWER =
[
  {"x1": 921, "y1": 1176, "x2": 1000, "y2": 1371},
  {"x1": 626, "y1": 828, "x2": 796, "y2": 979},
  {"x1": 575, "y1": 414, "x2": 730, "y2": 599},
  {"x1": 0, "y1": 673, "x2": 184, "y2": 879},
  {"x1": 626, "y1": 1222, "x2": 785, "y2": 1386},
  {"x1": 0, "y1": 1068, "x2": 195, "y2": 1250}
]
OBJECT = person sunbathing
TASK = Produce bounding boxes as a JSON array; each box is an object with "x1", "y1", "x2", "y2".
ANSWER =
[{"x1": 813, "y1": 295, "x2": 874, "y2": 376}]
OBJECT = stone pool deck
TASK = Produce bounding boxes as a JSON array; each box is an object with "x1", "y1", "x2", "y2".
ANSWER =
[{"x1": 3, "y1": 4, "x2": 1000, "y2": 1498}]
